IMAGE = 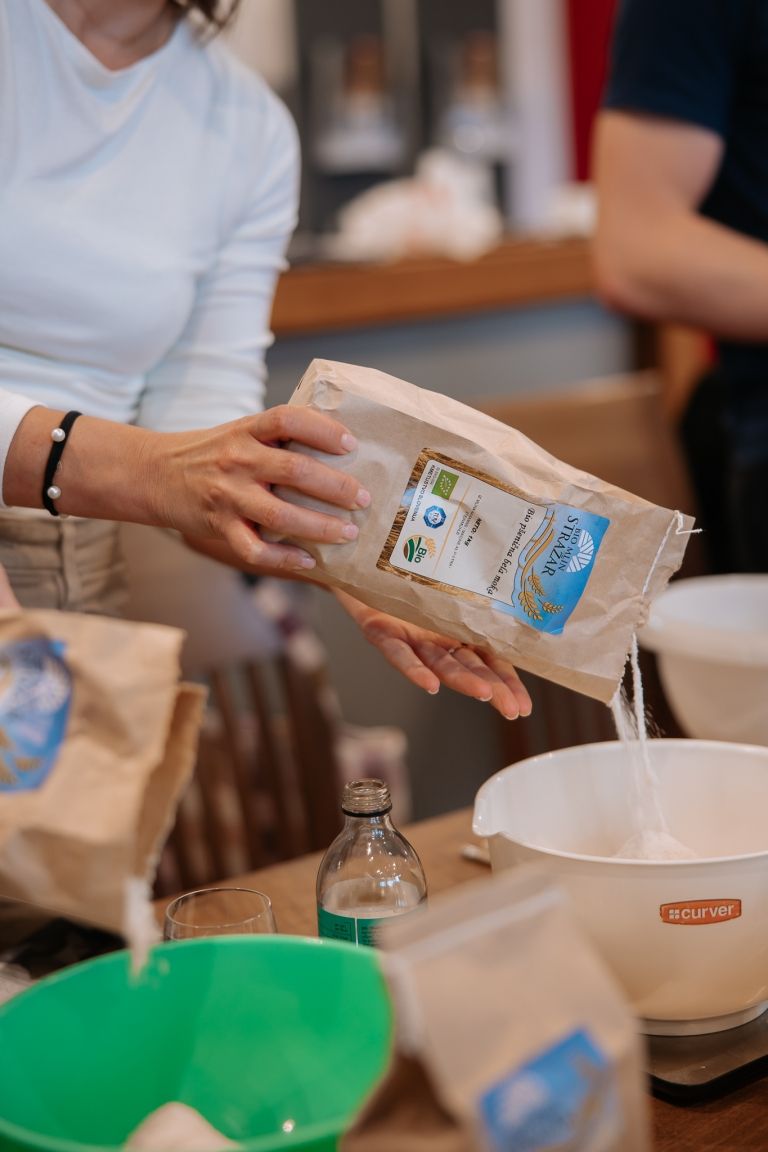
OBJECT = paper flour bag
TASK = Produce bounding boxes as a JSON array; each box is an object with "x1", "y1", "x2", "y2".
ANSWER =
[
  {"x1": 285, "y1": 359, "x2": 693, "y2": 702},
  {"x1": 342, "y1": 868, "x2": 650, "y2": 1152},
  {"x1": 0, "y1": 609, "x2": 204, "y2": 939}
]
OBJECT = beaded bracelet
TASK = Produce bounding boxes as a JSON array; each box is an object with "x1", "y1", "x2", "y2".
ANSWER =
[{"x1": 42, "y1": 411, "x2": 82, "y2": 517}]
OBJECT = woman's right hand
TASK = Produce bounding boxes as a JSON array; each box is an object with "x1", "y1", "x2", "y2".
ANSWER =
[{"x1": 145, "y1": 405, "x2": 369, "y2": 573}]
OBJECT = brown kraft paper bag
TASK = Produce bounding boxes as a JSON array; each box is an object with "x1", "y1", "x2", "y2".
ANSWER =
[
  {"x1": 342, "y1": 868, "x2": 651, "y2": 1152},
  {"x1": 0, "y1": 609, "x2": 205, "y2": 939},
  {"x1": 286, "y1": 359, "x2": 693, "y2": 702}
]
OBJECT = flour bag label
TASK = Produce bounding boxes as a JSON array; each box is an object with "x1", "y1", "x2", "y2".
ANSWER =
[
  {"x1": 379, "y1": 452, "x2": 610, "y2": 635},
  {"x1": 0, "y1": 637, "x2": 71, "y2": 793}
]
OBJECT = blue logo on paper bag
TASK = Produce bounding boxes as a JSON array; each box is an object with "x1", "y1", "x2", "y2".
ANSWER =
[
  {"x1": 492, "y1": 505, "x2": 609, "y2": 635},
  {"x1": 423, "y1": 505, "x2": 447, "y2": 529},
  {"x1": 564, "y1": 527, "x2": 595, "y2": 572},
  {"x1": 478, "y1": 1029, "x2": 619, "y2": 1152},
  {"x1": 0, "y1": 638, "x2": 72, "y2": 792}
]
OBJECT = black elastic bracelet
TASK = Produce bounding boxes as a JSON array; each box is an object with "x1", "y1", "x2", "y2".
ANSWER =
[{"x1": 42, "y1": 411, "x2": 82, "y2": 517}]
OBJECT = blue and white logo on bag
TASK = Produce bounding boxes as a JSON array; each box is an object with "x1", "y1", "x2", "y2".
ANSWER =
[
  {"x1": 492, "y1": 507, "x2": 610, "y2": 636},
  {"x1": 0, "y1": 638, "x2": 72, "y2": 793},
  {"x1": 565, "y1": 528, "x2": 595, "y2": 573},
  {"x1": 423, "y1": 505, "x2": 447, "y2": 529},
  {"x1": 478, "y1": 1029, "x2": 620, "y2": 1152}
]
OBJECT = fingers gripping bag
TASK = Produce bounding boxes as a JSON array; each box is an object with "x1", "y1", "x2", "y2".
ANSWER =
[
  {"x1": 0, "y1": 609, "x2": 205, "y2": 946},
  {"x1": 285, "y1": 360, "x2": 693, "y2": 702}
]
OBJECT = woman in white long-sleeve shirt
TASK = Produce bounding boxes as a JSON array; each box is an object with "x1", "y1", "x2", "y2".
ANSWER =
[{"x1": 0, "y1": 0, "x2": 531, "y2": 720}]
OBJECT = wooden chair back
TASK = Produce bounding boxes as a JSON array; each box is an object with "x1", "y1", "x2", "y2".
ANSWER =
[
  {"x1": 478, "y1": 370, "x2": 696, "y2": 512},
  {"x1": 475, "y1": 372, "x2": 694, "y2": 764},
  {"x1": 119, "y1": 525, "x2": 344, "y2": 897},
  {"x1": 156, "y1": 650, "x2": 344, "y2": 897}
]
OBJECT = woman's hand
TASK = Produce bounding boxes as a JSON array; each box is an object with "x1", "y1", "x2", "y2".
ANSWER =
[
  {"x1": 335, "y1": 591, "x2": 533, "y2": 720},
  {"x1": 178, "y1": 541, "x2": 532, "y2": 718},
  {"x1": 147, "y1": 406, "x2": 369, "y2": 573}
]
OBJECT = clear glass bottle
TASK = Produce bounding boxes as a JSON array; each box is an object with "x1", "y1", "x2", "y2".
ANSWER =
[{"x1": 316, "y1": 779, "x2": 427, "y2": 946}]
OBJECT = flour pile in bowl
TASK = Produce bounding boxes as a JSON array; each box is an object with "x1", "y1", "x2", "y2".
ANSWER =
[{"x1": 126, "y1": 1102, "x2": 239, "y2": 1151}]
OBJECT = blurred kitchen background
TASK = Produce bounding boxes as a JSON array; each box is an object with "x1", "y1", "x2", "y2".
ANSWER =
[{"x1": 225, "y1": 0, "x2": 605, "y2": 241}]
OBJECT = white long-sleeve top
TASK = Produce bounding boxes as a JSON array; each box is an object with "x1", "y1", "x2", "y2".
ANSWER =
[{"x1": 0, "y1": 0, "x2": 299, "y2": 507}]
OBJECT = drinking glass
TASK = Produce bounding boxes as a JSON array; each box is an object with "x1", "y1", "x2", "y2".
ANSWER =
[{"x1": 163, "y1": 887, "x2": 277, "y2": 940}]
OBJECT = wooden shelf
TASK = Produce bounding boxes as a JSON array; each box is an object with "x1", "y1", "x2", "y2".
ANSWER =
[{"x1": 271, "y1": 235, "x2": 594, "y2": 336}]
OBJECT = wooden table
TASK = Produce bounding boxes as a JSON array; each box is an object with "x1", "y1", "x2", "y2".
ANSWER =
[{"x1": 178, "y1": 808, "x2": 768, "y2": 1152}]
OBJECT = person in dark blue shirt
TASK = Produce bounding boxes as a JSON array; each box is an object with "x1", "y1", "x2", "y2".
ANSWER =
[{"x1": 593, "y1": 0, "x2": 768, "y2": 572}]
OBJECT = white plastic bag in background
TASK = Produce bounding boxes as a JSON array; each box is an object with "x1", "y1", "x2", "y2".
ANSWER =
[{"x1": 326, "y1": 149, "x2": 504, "y2": 264}]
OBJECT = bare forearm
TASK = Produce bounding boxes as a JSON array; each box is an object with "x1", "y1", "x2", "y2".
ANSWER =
[
  {"x1": 4, "y1": 407, "x2": 162, "y2": 522},
  {"x1": 594, "y1": 210, "x2": 768, "y2": 339},
  {"x1": 592, "y1": 112, "x2": 768, "y2": 340},
  {"x1": 3, "y1": 403, "x2": 367, "y2": 574}
]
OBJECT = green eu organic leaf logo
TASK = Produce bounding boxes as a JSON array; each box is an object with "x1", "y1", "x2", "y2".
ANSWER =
[{"x1": 431, "y1": 469, "x2": 458, "y2": 500}]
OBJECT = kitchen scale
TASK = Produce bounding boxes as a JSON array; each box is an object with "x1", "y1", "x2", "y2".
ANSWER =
[{"x1": 647, "y1": 1007, "x2": 768, "y2": 1104}]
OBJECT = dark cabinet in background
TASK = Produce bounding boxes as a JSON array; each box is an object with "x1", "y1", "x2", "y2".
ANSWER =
[{"x1": 230, "y1": 0, "x2": 573, "y2": 245}]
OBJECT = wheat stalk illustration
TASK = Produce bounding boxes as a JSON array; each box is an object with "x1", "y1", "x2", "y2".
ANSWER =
[
  {"x1": 519, "y1": 574, "x2": 564, "y2": 622},
  {"x1": 520, "y1": 584, "x2": 543, "y2": 622},
  {"x1": 15, "y1": 755, "x2": 41, "y2": 775}
]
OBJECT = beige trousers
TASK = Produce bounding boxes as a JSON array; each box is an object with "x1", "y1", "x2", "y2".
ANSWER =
[{"x1": 0, "y1": 514, "x2": 127, "y2": 616}]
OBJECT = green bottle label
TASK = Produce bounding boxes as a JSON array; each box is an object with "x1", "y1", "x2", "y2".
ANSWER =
[{"x1": 317, "y1": 905, "x2": 393, "y2": 947}]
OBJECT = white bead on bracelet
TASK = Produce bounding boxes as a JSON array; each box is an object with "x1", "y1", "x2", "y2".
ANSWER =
[
  {"x1": 48, "y1": 429, "x2": 64, "y2": 503},
  {"x1": 42, "y1": 411, "x2": 81, "y2": 517}
]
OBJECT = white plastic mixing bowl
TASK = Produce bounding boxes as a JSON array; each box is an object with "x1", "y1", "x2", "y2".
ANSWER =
[
  {"x1": 473, "y1": 740, "x2": 768, "y2": 1035},
  {"x1": 639, "y1": 575, "x2": 768, "y2": 744}
]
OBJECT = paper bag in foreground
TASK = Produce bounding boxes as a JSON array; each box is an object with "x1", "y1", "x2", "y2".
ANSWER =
[
  {"x1": 0, "y1": 610, "x2": 204, "y2": 939},
  {"x1": 342, "y1": 868, "x2": 650, "y2": 1152}
]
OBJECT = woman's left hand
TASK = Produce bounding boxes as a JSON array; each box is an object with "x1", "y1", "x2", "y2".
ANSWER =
[
  {"x1": 181, "y1": 538, "x2": 533, "y2": 719},
  {"x1": 335, "y1": 591, "x2": 532, "y2": 720}
]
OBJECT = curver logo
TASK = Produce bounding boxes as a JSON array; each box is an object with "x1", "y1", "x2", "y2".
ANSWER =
[{"x1": 660, "y1": 899, "x2": 742, "y2": 925}]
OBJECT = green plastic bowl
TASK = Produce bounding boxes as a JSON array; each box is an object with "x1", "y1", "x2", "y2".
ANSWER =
[{"x1": 0, "y1": 936, "x2": 392, "y2": 1152}]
